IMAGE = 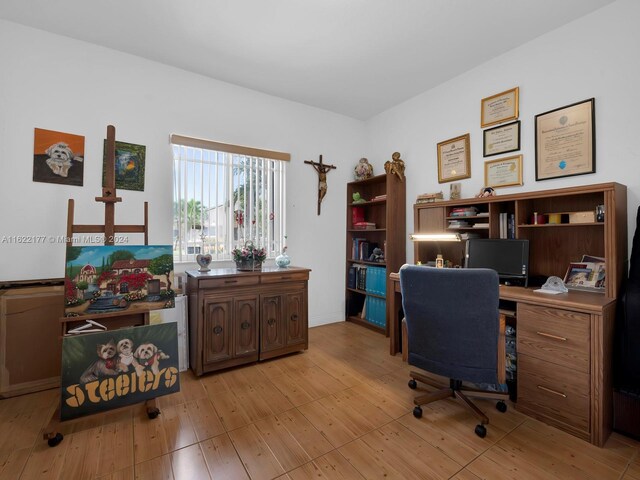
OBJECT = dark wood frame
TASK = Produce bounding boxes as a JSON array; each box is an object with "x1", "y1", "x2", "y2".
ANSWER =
[
  {"x1": 535, "y1": 98, "x2": 596, "y2": 181},
  {"x1": 483, "y1": 120, "x2": 521, "y2": 157}
]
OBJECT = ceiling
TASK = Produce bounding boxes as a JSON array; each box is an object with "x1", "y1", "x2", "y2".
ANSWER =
[{"x1": 0, "y1": 0, "x2": 615, "y2": 120}]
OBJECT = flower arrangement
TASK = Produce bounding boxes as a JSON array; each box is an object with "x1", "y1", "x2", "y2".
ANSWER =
[{"x1": 232, "y1": 242, "x2": 266, "y2": 270}]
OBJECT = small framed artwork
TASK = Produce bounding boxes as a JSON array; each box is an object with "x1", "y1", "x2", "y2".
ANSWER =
[
  {"x1": 483, "y1": 120, "x2": 520, "y2": 157},
  {"x1": 102, "y1": 140, "x2": 146, "y2": 191},
  {"x1": 450, "y1": 182, "x2": 461, "y2": 200},
  {"x1": 437, "y1": 133, "x2": 471, "y2": 183},
  {"x1": 484, "y1": 155, "x2": 523, "y2": 189},
  {"x1": 33, "y1": 128, "x2": 85, "y2": 186},
  {"x1": 481, "y1": 87, "x2": 519, "y2": 128},
  {"x1": 535, "y1": 98, "x2": 595, "y2": 181}
]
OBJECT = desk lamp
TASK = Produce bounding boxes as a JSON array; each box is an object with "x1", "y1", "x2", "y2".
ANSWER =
[{"x1": 409, "y1": 233, "x2": 461, "y2": 267}]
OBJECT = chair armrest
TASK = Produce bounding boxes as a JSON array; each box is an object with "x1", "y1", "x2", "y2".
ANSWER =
[{"x1": 497, "y1": 313, "x2": 506, "y2": 384}]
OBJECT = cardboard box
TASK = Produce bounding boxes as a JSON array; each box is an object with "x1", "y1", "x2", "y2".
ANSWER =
[{"x1": 569, "y1": 211, "x2": 596, "y2": 224}]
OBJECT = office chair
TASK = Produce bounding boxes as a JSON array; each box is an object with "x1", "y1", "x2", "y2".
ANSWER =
[{"x1": 399, "y1": 264, "x2": 508, "y2": 438}]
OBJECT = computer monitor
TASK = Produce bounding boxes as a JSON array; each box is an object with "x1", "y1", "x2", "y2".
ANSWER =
[{"x1": 465, "y1": 238, "x2": 530, "y2": 287}]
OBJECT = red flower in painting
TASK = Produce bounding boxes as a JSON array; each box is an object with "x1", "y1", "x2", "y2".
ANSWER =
[
  {"x1": 64, "y1": 276, "x2": 77, "y2": 303},
  {"x1": 119, "y1": 272, "x2": 153, "y2": 291}
]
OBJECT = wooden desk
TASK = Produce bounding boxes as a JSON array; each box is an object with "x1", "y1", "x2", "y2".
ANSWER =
[{"x1": 389, "y1": 272, "x2": 616, "y2": 447}]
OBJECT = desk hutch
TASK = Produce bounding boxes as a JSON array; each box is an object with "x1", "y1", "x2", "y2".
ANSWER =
[{"x1": 391, "y1": 182, "x2": 627, "y2": 446}]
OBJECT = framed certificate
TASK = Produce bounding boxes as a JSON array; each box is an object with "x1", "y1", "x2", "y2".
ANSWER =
[
  {"x1": 484, "y1": 155, "x2": 523, "y2": 188},
  {"x1": 483, "y1": 121, "x2": 520, "y2": 157},
  {"x1": 481, "y1": 87, "x2": 519, "y2": 128},
  {"x1": 437, "y1": 134, "x2": 470, "y2": 183},
  {"x1": 535, "y1": 98, "x2": 595, "y2": 181}
]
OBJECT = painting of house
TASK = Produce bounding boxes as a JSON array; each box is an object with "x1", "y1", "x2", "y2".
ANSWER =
[{"x1": 64, "y1": 245, "x2": 175, "y2": 317}]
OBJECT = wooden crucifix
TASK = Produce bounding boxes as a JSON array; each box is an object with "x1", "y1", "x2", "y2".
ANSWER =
[{"x1": 305, "y1": 155, "x2": 337, "y2": 215}]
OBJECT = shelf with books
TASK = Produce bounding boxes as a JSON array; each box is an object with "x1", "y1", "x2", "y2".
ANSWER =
[{"x1": 346, "y1": 172, "x2": 405, "y2": 333}]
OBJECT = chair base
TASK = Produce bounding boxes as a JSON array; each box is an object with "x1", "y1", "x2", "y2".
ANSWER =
[{"x1": 409, "y1": 370, "x2": 509, "y2": 434}]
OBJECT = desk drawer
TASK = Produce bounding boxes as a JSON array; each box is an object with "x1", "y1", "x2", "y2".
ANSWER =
[
  {"x1": 517, "y1": 303, "x2": 590, "y2": 373},
  {"x1": 197, "y1": 275, "x2": 259, "y2": 289},
  {"x1": 518, "y1": 353, "x2": 590, "y2": 432},
  {"x1": 260, "y1": 272, "x2": 308, "y2": 284}
]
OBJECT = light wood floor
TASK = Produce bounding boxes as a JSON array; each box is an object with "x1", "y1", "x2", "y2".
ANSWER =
[{"x1": 1, "y1": 322, "x2": 640, "y2": 480}]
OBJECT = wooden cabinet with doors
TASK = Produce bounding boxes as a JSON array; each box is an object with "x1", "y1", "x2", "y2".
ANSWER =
[
  {"x1": 0, "y1": 281, "x2": 65, "y2": 398},
  {"x1": 187, "y1": 266, "x2": 310, "y2": 375}
]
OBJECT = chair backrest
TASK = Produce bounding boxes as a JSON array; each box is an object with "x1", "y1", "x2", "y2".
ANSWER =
[{"x1": 399, "y1": 265, "x2": 500, "y2": 385}]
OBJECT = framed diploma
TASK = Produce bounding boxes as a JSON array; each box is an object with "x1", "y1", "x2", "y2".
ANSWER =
[
  {"x1": 484, "y1": 155, "x2": 523, "y2": 188},
  {"x1": 535, "y1": 98, "x2": 595, "y2": 181},
  {"x1": 437, "y1": 134, "x2": 471, "y2": 183},
  {"x1": 481, "y1": 87, "x2": 519, "y2": 128},
  {"x1": 483, "y1": 121, "x2": 520, "y2": 157}
]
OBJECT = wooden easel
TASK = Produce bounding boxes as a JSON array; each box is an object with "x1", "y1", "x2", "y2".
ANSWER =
[{"x1": 44, "y1": 125, "x2": 159, "y2": 447}]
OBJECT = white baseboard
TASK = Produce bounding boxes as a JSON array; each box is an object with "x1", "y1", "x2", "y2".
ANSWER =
[{"x1": 309, "y1": 312, "x2": 344, "y2": 328}]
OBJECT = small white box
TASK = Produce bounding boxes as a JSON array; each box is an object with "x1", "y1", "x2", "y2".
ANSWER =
[{"x1": 149, "y1": 295, "x2": 189, "y2": 371}]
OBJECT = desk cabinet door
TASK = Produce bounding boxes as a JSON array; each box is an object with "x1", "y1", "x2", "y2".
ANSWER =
[
  {"x1": 261, "y1": 294, "x2": 284, "y2": 353},
  {"x1": 203, "y1": 297, "x2": 233, "y2": 364},
  {"x1": 234, "y1": 295, "x2": 258, "y2": 357},
  {"x1": 286, "y1": 291, "x2": 306, "y2": 346}
]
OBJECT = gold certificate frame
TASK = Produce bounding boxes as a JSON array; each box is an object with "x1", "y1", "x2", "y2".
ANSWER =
[
  {"x1": 481, "y1": 87, "x2": 519, "y2": 128},
  {"x1": 535, "y1": 98, "x2": 595, "y2": 181},
  {"x1": 437, "y1": 133, "x2": 471, "y2": 183},
  {"x1": 483, "y1": 120, "x2": 520, "y2": 157},
  {"x1": 484, "y1": 155, "x2": 523, "y2": 188}
]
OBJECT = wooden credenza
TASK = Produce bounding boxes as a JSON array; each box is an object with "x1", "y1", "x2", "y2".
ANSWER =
[{"x1": 187, "y1": 266, "x2": 310, "y2": 376}]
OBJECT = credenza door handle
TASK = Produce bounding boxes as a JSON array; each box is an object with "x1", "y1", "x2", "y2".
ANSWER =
[
  {"x1": 267, "y1": 318, "x2": 276, "y2": 326},
  {"x1": 213, "y1": 325, "x2": 223, "y2": 335},
  {"x1": 537, "y1": 385, "x2": 567, "y2": 398},
  {"x1": 536, "y1": 331, "x2": 567, "y2": 342}
]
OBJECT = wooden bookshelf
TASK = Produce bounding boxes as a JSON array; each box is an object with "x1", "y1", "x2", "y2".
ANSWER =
[{"x1": 345, "y1": 173, "x2": 406, "y2": 334}]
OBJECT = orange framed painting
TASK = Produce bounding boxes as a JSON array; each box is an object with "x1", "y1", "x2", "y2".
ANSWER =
[{"x1": 33, "y1": 128, "x2": 85, "y2": 186}]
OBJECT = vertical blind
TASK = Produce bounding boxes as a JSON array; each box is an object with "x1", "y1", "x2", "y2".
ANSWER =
[{"x1": 171, "y1": 134, "x2": 288, "y2": 263}]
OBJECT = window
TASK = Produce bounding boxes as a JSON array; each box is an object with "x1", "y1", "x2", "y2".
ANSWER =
[{"x1": 171, "y1": 134, "x2": 288, "y2": 263}]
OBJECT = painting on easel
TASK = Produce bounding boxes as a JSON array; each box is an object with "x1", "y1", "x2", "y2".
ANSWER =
[
  {"x1": 64, "y1": 245, "x2": 175, "y2": 317},
  {"x1": 60, "y1": 323, "x2": 180, "y2": 421},
  {"x1": 102, "y1": 140, "x2": 146, "y2": 191},
  {"x1": 33, "y1": 128, "x2": 85, "y2": 186}
]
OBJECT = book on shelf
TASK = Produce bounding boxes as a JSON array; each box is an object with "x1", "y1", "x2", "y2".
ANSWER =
[
  {"x1": 371, "y1": 194, "x2": 387, "y2": 201},
  {"x1": 448, "y1": 220, "x2": 470, "y2": 228},
  {"x1": 354, "y1": 221, "x2": 376, "y2": 230},
  {"x1": 416, "y1": 191, "x2": 444, "y2": 203},
  {"x1": 450, "y1": 207, "x2": 479, "y2": 217},
  {"x1": 471, "y1": 223, "x2": 490, "y2": 229}
]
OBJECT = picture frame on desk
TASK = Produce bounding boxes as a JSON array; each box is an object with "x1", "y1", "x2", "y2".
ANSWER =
[{"x1": 563, "y1": 260, "x2": 605, "y2": 291}]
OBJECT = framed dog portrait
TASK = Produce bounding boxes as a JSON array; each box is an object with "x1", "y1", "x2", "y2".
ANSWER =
[
  {"x1": 102, "y1": 140, "x2": 146, "y2": 191},
  {"x1": 60, "y1": 323, "x2": 180, "y2": 421},
  {"x1": 33, "y1": 128, "x2": 85, "y2": 186}
]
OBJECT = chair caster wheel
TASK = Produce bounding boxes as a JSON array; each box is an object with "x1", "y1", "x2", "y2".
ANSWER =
[
  {"x1": 47, "y1": 433, "x2": 63, "y2": 447},
  {"x1": 475, "y1": 424, "x2": 487, "y2": 438},
  {"x1": 496, "y1": 401, "x2": 507, "y2": 413},
  {"x1": 408, "y1": 379, "x2": 417, "y2": 390},
  {"x1": 147, "y1": 407, "x2": 161, "y2": 419},
  {"x1": 413, "y1": 406, "x2": 423, "y2": 419}
]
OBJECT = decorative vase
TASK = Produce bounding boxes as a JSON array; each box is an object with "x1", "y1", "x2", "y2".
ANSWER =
[
  {"x1": 354, "y1": 157, "x2": 373, "y2": 181},
  {"x1": 196, "y1": 254, "x2": 212, "y2": 272},
  {"x1": 275, "y1": 251, "x2": 291, "y2": 268}
]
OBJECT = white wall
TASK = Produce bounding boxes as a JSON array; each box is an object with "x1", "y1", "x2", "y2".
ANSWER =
[
  {"x1": 0, "y1": 20, "x2": 366, "y2": 326},
  {"x1": 366, "y1": 0, "x2": 640, "y2": 263}
]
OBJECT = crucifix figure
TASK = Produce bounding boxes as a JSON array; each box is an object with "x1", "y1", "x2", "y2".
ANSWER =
[{"x1": 305, "y1": 155, "x2": 337, "y2": 215}]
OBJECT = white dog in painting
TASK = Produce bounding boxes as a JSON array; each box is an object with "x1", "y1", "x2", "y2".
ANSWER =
[{"x1": 45, "y1": 142, "x2": 83, "y2": 177}]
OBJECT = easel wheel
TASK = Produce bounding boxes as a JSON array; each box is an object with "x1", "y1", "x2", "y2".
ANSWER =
[
  {"x1": 47, "y1": 433, "x2": 64, "y2": 447},
  {"x1": 147, "y1": 407, "x2": 161, "y2": 419}
]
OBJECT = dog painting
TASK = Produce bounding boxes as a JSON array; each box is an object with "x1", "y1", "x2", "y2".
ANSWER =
[
  {"x1": 61, "y1": 323, "x2": 180, "y2": 421},
  {"x1": 33, "y1": 128, "x2": 84, "y2": 186}
]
